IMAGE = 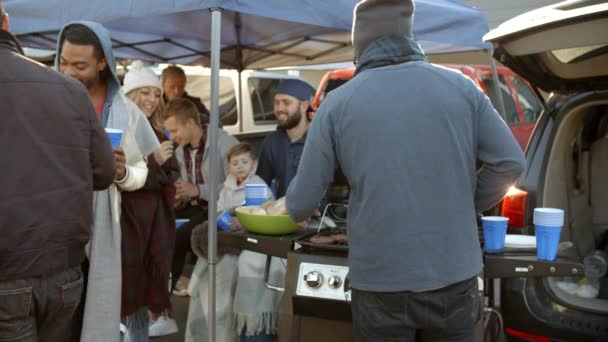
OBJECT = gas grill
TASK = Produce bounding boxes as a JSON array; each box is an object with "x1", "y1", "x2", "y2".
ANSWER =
[
  {"x1": 217, "y1": 221, "x2": 355, "y2": 341},
  {"x1": 217, "y1": 167, "x2": 585, "y2": 342}
]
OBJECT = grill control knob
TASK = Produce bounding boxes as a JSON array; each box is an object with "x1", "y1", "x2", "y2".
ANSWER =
[
  {"x1": 304, "y1": 271, "x2": 323, "y2": 288},
  {"x1": 328, "y1": 275, "x2": 342, "y2": 289}
]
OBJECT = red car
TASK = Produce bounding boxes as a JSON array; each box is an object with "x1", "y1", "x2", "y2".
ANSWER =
[{"x1": 311, "y1": 65, "x2": 544, "y2": 150}]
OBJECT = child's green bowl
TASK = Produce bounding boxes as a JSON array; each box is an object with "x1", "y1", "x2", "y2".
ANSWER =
[{"x1": 235, "y1": 206, "x2": 300, "y2": 235}]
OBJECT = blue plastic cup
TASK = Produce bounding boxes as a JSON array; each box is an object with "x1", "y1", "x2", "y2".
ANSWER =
[
  {"x1": 105, "y1": 128, "x2": 124, "y2": 148},
  {"x1": 535, "y1": 225, "x2": 562, "y2": 261},
  {"x1": 175, "y1": 219, "x2": 189, "y2": 229},
  {"x1": 245, "y1": 198, "x2": 267, "y2": 206},
  {"x1": 245, "y1": 184, "x2": 269, "y2": 206},
  {"x1": 482, "y1": 216, "x2": 509, "y2": 252},
  {"x1": 217, "y1": 211, "x2": 233, "y2": 231}
]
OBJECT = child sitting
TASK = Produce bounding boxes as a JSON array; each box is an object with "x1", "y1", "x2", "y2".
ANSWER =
[{"x1": 186, "y1": 142, "x2": 272, "y2": 342}]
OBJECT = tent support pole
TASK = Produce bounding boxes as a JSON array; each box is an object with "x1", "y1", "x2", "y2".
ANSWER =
[
  {"x1": 208, "y1": 7, "x2": 223, "y2": 342},
  {"x1": 488, "y1": 49, "x2": 507, "y2": 120},
  {"x1": 238, "y1": 71, "x2": 243, "y2": 132},
  {"x1": 235, "y1": 13, "x2": 244, "y2": 132}
]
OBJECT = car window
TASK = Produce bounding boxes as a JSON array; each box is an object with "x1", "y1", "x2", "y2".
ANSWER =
[
  {"x1": 552, "y1": 44, "x2": 607, "y2": 63},
  {"x1": 510, "y1": 76, "x2": 543, "y2": 123},
  {"x1": 249, "y1": 77, "x2": 283, "y2": 124},
  {"x1": 481, "y1": 75, "x2": 520, "y2": 125},
  {"x1": 186, "y1": 75, "x2": 237, "y2": 126}
]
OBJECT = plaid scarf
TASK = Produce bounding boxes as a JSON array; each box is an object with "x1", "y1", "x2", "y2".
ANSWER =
[
  {"x1": 354, "y1": 34, "x2": 426, "y2": 76},
  {"x1": 120, "y1": 132, "x2": 179, "y2": 317},
  {"x1": 183, "y1": 129, "x2": 207, "y2": 208}
]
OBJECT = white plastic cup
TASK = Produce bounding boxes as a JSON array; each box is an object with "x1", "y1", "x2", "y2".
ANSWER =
[{"x1": 533, "y1": 208, "x2": 564, "y2": 227}]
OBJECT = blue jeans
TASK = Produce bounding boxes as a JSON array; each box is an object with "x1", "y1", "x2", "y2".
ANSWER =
[
  {"x1": 240, "y1": 332, "x2": 274, "y2": 342},
  {"x1": 120, "y1": 307, "x2": 149, "y2": 342},
  {"x1": 351, "y1": 276, "x2": 481, "y2": 342},
  {"x1": 241, "y1": 334, "x2": 273, "y2": 342}
]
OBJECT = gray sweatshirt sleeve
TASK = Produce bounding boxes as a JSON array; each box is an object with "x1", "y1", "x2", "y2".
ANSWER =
[
  {"x1": 475, "y1": 88, "x2": 526, "y2": 212},
  {"x1": 286, "y1": 106, "x2": 337, "y2": 222}
]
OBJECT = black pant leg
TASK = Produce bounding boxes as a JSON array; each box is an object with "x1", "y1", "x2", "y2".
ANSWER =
[{"x1": 171, "y1": 207, "x2": 207, "y2": 290}]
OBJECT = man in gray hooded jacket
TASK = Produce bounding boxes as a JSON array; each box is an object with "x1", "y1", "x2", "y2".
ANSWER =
[
  {"x1": 55, "y1": 21, "x2": 160, "y2": 341},
  {"x1": 286, "y1": 0, "x2": 525, "y2": 341}
]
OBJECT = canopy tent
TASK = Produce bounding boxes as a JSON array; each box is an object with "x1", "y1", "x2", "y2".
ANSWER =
[
  {"x1": 5, "y1": 1, "x2": 497, "y2": 340},
  {"x1": 7, "y1": 0, "x2": 491, "y2": 69}
]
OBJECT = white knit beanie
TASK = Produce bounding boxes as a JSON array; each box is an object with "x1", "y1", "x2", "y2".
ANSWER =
[
  {"x1": 351, "y1": 0, "x2": 415, "y2": 60},
  {"x1": 123, "y1": 60, "x2": 161, "y2": 94}
]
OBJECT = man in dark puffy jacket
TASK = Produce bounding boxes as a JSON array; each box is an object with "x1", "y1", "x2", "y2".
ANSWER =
[{"x1": 0, "y1": 1, "x2": 116, "y2": 340}]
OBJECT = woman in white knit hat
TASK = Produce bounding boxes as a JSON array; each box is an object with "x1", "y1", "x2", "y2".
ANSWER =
[
  {"x1": 123, "y1": 61, "x2": 166, "y2": 134},
  {"x1": 120, "y1": 61, "x2": 180, "y2": 340}
]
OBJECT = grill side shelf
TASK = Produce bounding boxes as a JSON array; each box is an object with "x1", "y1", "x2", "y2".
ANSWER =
[
  {"x1": 217, "y1": 228, "x2": 312, "y2": 258},
  {"x1": 484, "y1": 253, "x2": 584, "y2": 278}
]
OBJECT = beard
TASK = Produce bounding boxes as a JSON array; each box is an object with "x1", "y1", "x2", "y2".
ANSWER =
[{"x1": 277, "y1": 108, "x2": 303, "y2": 130}]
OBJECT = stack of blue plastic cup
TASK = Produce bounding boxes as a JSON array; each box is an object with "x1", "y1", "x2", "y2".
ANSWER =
[
  {"x1": 245, "y1": 184, "x2": 269, "y2": 206},
  {"x1": 482, "y1": 216, "x2": 509, "y2": 252},
  {"x1": 533, "y1": 208, "x2": 564, "y2": 261}
]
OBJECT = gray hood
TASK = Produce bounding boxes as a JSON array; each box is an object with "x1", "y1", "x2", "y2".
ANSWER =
[{"x1": 54, "y1": 21, "x2": 120, "y2": 90}]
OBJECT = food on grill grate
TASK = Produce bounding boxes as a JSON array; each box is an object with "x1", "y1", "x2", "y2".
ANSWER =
[
  {"x1": 308, "y1": 232, "x2": 348, "y2": 245},
  {"x1": 309, "y1": 235, "x2": 336, "y2": 244},
  {"x1": 332, "y1": 234, "x2": 348, "y2": 244}
]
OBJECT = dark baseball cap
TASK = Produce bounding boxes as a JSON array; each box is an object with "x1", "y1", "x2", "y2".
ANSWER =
[{"x1": 276, "y1": 79, "x2": 314, "y2": 101}]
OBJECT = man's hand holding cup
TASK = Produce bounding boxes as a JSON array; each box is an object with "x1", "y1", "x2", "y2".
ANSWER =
[{"x1": 113, "y1": 147, "x2": 127, "y2": 180}]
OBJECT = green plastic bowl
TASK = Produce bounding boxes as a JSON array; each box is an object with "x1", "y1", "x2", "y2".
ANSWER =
[{"x1": 235, "y1": 206, "x2": 300, "y2": 235}]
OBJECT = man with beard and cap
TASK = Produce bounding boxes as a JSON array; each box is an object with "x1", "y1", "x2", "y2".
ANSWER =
[
  {"x1": 257, "y1": 79, "x2": 315, "y2": 199},
  {"x1": 286, "y1": 0, "x2": 525, "y2": 341},
  {"x1": 0, "y1": 2, "x2": 116, "y2": 340},
  {"x1": 55, "y1": 21, "x2": 160, "y2": 341}
]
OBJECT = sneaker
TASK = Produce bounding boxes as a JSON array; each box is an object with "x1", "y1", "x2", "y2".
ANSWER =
[
  {"x1": 172, "y1": 279, "x2": 189, "y2": 297},
  {"x1": 149, "y1": 316, "x2": 179, "y2": 337},
  {"x1": 120, "y1": 323, "x2": 128, "y2": 335}
]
